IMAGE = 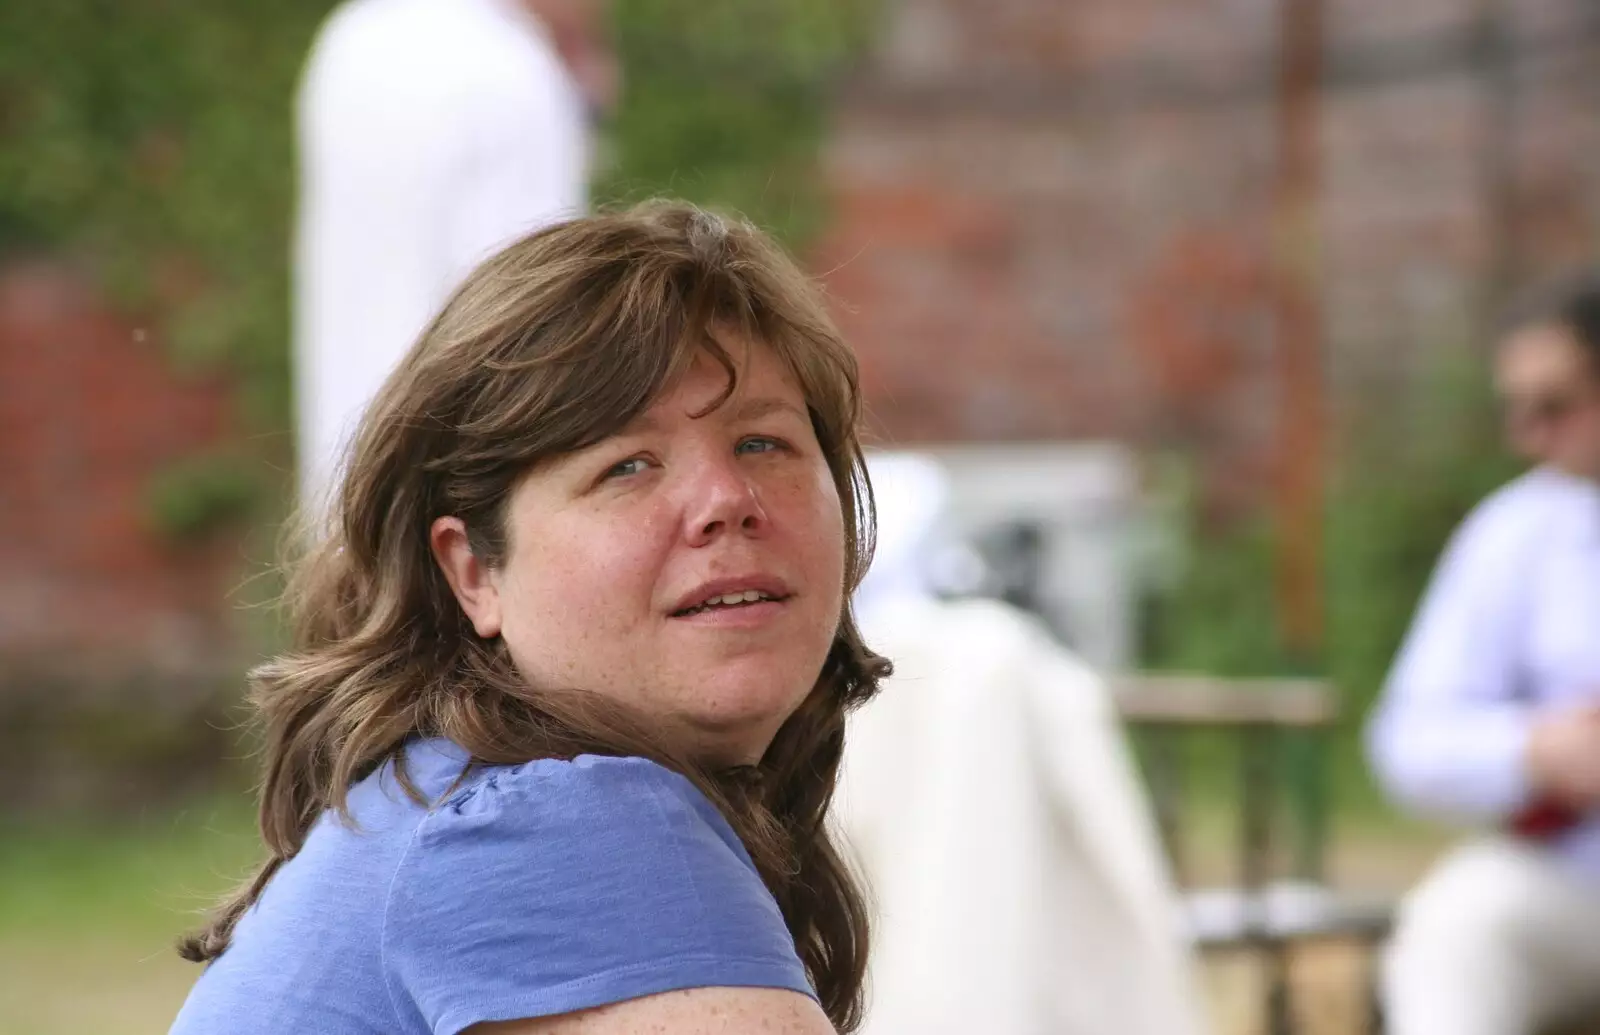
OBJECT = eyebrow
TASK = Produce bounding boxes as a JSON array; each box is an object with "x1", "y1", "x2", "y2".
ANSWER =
[{"x1": 727, "y1": 395, "x2": 809, "y2": 423}]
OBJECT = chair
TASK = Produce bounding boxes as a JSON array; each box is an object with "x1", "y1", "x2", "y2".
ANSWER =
[{"x1": 1111, "y1": 673, "x2": 1394, "y2": 1035}]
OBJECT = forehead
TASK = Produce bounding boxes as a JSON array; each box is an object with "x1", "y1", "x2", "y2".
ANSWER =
[
  {"x1": 1497, "y1": 324, "x2": 1594, "y2": 389},
  {"x1": 639, "y1": 336, "x2": 807, "y2": 423}
]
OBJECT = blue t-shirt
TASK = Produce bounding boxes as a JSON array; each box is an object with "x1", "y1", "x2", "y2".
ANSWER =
[{"x1": 169, "y1": 740, "x2": 813, "y2": 1035}]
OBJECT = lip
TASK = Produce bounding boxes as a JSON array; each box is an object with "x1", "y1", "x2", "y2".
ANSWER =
[{"x1": 668, "y1": 574, "x2": 795, "y2": 617}]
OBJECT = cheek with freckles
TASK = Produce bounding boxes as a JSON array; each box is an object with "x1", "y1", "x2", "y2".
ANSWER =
[
  {"x1": 495, "y1": 509, "x2": 670, "y2": 693},
  {"x1": 792, "y1": 471, "x2": 846, "y2": 600}
]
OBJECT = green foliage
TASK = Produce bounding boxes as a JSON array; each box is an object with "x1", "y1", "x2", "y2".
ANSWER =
[
  {"x1": 0, "y1": 3, "x2": 333, "y2": 429},
  {"x1": 598, "y1": 0, "x2": 878, "y2": 243},
  {"x1": 0, "y1": 0, "x2": 878, "y2": 545},
  {"x1": 1324, "y1": 366, "x2": 1518, "y2": 712},
  {"x1": 143, "y1": 448, "x2": 265, "y2": 542},
  {"x1": 1147, "y1": 350, "x2": 1520, "y2": 812}
]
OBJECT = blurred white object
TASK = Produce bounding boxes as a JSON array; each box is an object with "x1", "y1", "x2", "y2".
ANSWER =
[
  {"x1": 1382, "y1": 838, "x2": 1600, "y2": 1035},
  {"x1": 840, "y1": 452, "x2": 1206, "y2": 1035},
  {"x1": 293, "y1": 0, "x2": 589, "y2": 517},
  {"x1": 916, "y1": 442, "x2": 1145, "y2": 672},
  {"x1": 1184, "y1": 880, "x2": 1390, "y2": 944},
  {"x1": 855, "y1": 452, "x2": 963, "y2": 611}
]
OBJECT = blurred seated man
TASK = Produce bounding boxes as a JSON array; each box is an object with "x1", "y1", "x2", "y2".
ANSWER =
[
  {"x1": 1367, "y1": 275, "x2": 1600, "y2": 1035},
  {"x1": 835, "y1": 453, "x2": 1207, "y2": 1035}
]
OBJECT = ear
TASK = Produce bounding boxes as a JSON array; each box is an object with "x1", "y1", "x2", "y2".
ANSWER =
[{"x1": 429, "y1": 516, "x2": 503, "y2": 638}]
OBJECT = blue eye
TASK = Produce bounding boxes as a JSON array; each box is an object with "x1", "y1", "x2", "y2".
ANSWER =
[
  {"x1": 604, "y1": 457, "x2": 651, "y2": 479},
  {"x1": 737, "y1": 437, "x2": 782, "y2": 455}
]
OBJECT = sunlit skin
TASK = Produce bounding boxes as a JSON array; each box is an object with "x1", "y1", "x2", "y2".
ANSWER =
[{"x1": 431, "y1": 335, "x2": 847, "y2": 767}]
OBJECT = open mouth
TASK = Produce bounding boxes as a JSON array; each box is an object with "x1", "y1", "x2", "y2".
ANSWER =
[{"x1": 671, "y1": 590, "x2": 789, "y2": 618}]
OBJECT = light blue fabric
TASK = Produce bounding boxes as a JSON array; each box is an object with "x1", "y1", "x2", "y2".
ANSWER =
[
  {"x1": 169, "y1": 740, "x2": 813, "y2": 1035},
  {"x1": 1366, "y1": 467, "x2": 1600, "y2": 876}
]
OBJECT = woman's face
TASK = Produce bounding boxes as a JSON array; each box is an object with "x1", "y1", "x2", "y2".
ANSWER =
[{"x1": 433, "y1": 336, "x2": 847, "y2": 766}]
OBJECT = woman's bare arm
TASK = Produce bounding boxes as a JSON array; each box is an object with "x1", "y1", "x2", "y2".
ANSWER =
[{"x1": 465, "y1": 986, "x2": 836, "y2": 1035}]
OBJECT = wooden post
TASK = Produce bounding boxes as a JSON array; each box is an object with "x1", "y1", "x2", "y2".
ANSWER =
[
  {"x1": 1272, "y1": 0, "x2": 1326, "y2": 666},
  {"x1": 1269, "y1": 12, "x2": 1327, "y2": 1030}
]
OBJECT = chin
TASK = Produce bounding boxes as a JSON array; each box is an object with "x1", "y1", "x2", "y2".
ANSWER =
[{"x1": 682, "y1": 667, "x2": 816, "y2": 760}]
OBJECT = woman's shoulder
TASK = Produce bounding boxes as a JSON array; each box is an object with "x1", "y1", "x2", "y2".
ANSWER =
[
  {"x1": 383, "y1": 752, "x2": 812, "y2": 1031},
  {"x1": 395, "y1": 750, "x2": 766, "y2": 913},
  {"x1": 424, "y1": 753, "x2": 732, "y2": 849}
]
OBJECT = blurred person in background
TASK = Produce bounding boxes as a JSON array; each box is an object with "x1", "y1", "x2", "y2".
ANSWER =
[
  {"x1": 170, "y1": 203, "x2": 885, "y2": 1035},
  {"x1": 835, "y1": 453, "x2": 1207, "y2": 1035},
  {"x1": 1367, "y1": 274, "x2": 1600, "y2": 1035},
  {"x1": 292, "y1": 0, "x2": 616, "y2": 520}
]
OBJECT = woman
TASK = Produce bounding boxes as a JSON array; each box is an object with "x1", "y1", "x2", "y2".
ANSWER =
[{"x1": 170, "y1": 201, "x2": 888, "y2": 1035}]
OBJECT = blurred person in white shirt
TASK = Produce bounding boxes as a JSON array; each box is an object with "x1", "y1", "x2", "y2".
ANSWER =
[
  {"x1": 837, "y1": 453, "x2": 1207, "y2": 1035},
  {"x1": 1367, "y1": 274, "x2": 1600, "y2": 1035},
  {"x1": 292, "y1": 0, "x2": 615, "y2": 519}
]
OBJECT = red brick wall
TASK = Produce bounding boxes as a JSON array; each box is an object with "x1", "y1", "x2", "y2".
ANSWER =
[
  {"x1": 0, "y1": 262, "x2": 239, "y2": 668},
  {"x1": 815, "y1": 0, "x2": 1600, "y2": 511}
]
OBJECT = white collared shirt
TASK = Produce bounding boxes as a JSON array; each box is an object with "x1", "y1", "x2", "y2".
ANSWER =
[
  {"x1": 1367, "y1": 467, "x2": 1600, "y2": 874},
  {"x1": 292, "y1": 0, "x2": 588, "y2": 514}
]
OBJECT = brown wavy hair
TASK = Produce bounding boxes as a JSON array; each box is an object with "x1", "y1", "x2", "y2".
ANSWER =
[{"x1": 180, "y1": 200, "x2": 889, "y2": 1031}]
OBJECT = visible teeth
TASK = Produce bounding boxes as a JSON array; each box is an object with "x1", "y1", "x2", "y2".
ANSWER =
[
  {"x1": 686, "y1": 590, "x2": 775, "y2": 613},
  {"x1": 708, "y1": 590, "x2": 768, "y2": 606}
]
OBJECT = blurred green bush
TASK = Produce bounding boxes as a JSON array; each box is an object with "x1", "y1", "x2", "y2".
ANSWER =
[{"x1": 1144, "y1": 349, "x2": 1520, "y2": 812}]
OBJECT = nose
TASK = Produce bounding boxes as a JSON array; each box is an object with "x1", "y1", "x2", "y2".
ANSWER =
[{"x1": 682, "y1": 456, "x2": 768, "y2": 547}]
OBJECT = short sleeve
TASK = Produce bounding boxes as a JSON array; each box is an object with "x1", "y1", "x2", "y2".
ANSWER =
[{"x1": 382, "y1": 755, "x2": 814, "y2": 1035}]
